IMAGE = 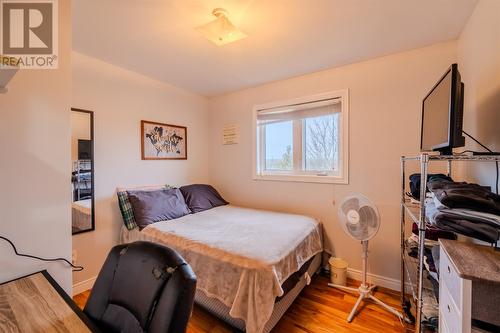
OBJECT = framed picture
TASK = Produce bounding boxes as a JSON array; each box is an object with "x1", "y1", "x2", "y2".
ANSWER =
[{"x1": 141, "y1": 120, "x2": 187, "y2": 160}]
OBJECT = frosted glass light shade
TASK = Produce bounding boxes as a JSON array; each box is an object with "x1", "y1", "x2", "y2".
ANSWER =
[{"x1": 197, "y1": 9, "x2": 247, "y2": 46}]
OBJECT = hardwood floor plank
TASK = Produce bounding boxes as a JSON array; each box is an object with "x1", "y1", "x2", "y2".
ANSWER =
[
  {"x1": 73, "y1": 290, "x2": 90, "y2": 310},
  {"x1": 74, "y1": 275, "x2": 412, "y2": 333}
]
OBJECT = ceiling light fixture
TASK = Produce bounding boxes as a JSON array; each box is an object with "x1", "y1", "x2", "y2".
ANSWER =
[{"x1": 196, "y1": 8, "x2": 247, "y2": 46}]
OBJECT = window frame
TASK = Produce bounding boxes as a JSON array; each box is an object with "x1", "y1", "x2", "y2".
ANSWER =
[{"x1": 253, "y1": 89, "x2": 349, "y2": 184}]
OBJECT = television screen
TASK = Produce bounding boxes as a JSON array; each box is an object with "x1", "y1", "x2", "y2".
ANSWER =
[
  {"x1": 420, "y1": 64, "x2": 464, "y2": 154},
  {"x1": 421, "y1": 70, "x2": 452, "y2": 151},
  {"x1": 78, "y1": 139, "x2": 92, "y2": 160}
]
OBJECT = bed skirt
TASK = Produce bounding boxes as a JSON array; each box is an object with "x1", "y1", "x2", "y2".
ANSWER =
[
  {"x1": 72, "y1": 205, "x2": 91, "y2": 232},
  {"x1": 194, "y1": 252, "x2": 322, "y2": 332}
]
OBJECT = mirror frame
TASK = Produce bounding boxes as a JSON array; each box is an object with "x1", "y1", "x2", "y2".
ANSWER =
[{"x1": 71, "y1": 107, "x2": 95, "y2": 235}]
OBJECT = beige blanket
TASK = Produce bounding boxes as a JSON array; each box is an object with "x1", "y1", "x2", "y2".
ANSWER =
[
  {"x1": 121, "y1": 205, "x2": 322, "y2": 333},
  {"x1": 72, "y1": 199, "x2": 91, "y2": 231}
]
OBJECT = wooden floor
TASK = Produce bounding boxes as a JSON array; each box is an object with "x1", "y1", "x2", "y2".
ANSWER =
[{"x1": 74, "y1": 275, "x2": 412, "y2": 333}]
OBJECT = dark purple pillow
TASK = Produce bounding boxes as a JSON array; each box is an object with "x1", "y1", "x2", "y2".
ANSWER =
[
  {"x1": 179, "y1": 184, "x2": 228, "y2": 213},
  {"x1": 127, "y1": 188, "x2": 190, "y2": 229}
]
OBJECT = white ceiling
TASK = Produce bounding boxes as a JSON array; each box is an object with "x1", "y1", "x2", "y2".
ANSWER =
[{"x1": 73, "y1": 0, "x2": 478, "y2": 96}]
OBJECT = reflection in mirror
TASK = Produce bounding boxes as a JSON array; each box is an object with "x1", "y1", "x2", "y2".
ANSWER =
[{"x1": 71, "y1": 108, "x2": 94, "y2": 234}]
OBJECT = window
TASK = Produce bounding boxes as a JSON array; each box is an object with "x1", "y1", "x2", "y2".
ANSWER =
[{"x1": 254, "y1": 90, "x2": 348, "y2": 183}]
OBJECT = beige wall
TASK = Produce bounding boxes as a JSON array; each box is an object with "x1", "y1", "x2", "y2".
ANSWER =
[
  {"x1": 71, "y1": 52, "x2": 210, "y2": 287},
  {"x1": 0, "y1": 0, "x2": 73, "y2": 293},
  {"x1": 208, "y1": 42, "x2": 457, "y2": 281},
  {"x1": 458, "y1": 0, "x2": 500, "y2": 189}
]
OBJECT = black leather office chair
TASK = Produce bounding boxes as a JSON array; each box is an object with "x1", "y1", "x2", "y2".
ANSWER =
[{"x1": 83, "y1": 241, "x2": 197, "y2": 333}]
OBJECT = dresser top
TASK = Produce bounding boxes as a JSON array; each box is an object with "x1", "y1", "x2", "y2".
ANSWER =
[{"x1": 440, "y1": 239, "x2": 500, "y2": 284}]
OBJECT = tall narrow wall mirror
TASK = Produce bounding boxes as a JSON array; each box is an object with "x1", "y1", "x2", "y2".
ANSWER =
[{"x1": 71, "y1": 108, "x2": 95, "y2": 234}]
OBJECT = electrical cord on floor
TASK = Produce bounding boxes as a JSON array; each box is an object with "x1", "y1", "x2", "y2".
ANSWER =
[
  {"x1": 0, "y1": 235, "x2": 84, "y2": 272},
  {"x1": 460, "y1": 131, "x2": 499, "y2": 195}
]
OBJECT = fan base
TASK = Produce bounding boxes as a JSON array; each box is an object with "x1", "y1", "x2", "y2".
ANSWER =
[{"x1": 328, "y1": 283, "x2": 405, "y2": 323}]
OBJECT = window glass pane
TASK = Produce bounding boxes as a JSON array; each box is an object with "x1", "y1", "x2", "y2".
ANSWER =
[
  {"x1": 264, "y1": 121, "x2": 293, "y2": 171},
  {"x1": 304, "y1": 113, "x2": 339, "y2": 172}
]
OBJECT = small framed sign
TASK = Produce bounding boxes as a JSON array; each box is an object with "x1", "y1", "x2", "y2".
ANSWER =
[
  {"x1": 141, "y1": 120, "x2": 187, "y2": 160},
  {"x1": 222, "y1": 123, "x2": 238, "y2": 145}
]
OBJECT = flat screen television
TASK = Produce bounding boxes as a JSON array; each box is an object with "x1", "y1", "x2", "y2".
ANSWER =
[
  {"x1": 78, "y1": 139, "x2": 92, "y2": 160},
  {"x1": 420, "y1": 63, "x2": 465, "y2": 155}
]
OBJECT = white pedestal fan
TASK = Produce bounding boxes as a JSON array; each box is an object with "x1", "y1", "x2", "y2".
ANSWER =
[{"x1": 328, "y1": 194, "x2": 404, "y2": 323}]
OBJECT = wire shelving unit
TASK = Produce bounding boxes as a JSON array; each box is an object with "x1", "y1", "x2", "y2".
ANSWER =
[{"x1": 400, "y1": 153, "x2": 500, "y2": 332}]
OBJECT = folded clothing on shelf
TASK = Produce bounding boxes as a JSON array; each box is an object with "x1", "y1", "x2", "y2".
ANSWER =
[
  {"x1": 412, "y1": 222, "x2": 457, "y2": 241},
  {"x1": 407, "y1": 238, "x2": 441, "y2": 304},
  {"x1": 428, "y1": 180, "x2": 500, "y2": 215},
  {"x1": 72, "y1": 172, "x2": 92, "y2": 182},
  {"x1": 406, "y1": 237, "x2": 418, "y2": 258},
  {"x1": 421, "y1": 288, "x2": 439, "y2": 329},
  {"x1": 406, "y1": 232, "x2": 441, "y2": 291},
  {"x1": 404, "y1": 236, "x2": 439, "y2": 330},
  {"x1": 407, "y1": 295, "x2": 438, "y2": 331},
  {"x1": 426, "y1": 245, "x2": 440, "y2": 306},
  {"x1": 429, "y1": 272, "x2": 439, "y2": 302},
  {"x1": 434, "y1": 216, "x2": 500, "y2": 243},
  {"x1": 407, "y1": 234, "x2": 438, "y2": 259},
  {"x1": 432, "y1": 196, "x2": 500, "y2": 228},
  {"x1": 431, "y1": 245, "x2": 440, "y2": 276},
  {"x1": 424, "y1": 180, "x2": 500, "y2": 243},
  {"x1": 423, "y1": 248, "x2": 437, "y2": 276},
  {"x1": 409, "y1": 173, "x2": 453, "y2": 200}
]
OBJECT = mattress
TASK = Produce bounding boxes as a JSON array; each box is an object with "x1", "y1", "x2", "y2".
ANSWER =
[
  {"x1": 72, "y1": 199, "x2": 91, "y2": 215},
  {"x1": 72, "y1": 199, "x2": 91, "y2": 232},
  {"x1": 121, "y1": 205, "x2": 323, "y2": 333}
]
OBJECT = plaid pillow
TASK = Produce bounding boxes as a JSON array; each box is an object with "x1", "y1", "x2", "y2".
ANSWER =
[{"x1": 117, "y1": 184, "x2": 175, "y2": 230}]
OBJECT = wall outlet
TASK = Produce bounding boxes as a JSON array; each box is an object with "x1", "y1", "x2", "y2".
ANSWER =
[{"x1": 72, "y1": 249, "x2": 77, "y2": 265}]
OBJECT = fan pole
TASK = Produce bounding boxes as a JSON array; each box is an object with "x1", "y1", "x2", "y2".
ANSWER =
[{"x1": 361, "y1": 240, "x2": 368, "y2": 289}]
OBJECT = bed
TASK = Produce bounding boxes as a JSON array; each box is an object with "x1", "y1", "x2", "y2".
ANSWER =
[
  {"x1": 120, "y1": 204, "x2": 323, "y2": 333},
  {"x1": 72, "y1": 199, "x2": 92, "y2": 232}
]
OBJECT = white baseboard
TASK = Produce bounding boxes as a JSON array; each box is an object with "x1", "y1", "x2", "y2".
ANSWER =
[
  {"x1": 72, "y1": 276, "x2": 97, "y2": 296},
  {"x1": 71, "y1": 271, "x2": 402, "y2": 297},
  {"x1": 346, "y1": 268, "x2": 401, "y2": 292}
]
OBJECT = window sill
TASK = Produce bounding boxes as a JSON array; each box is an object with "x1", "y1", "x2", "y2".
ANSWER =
[{"x1": 253, "y1": 174, "x2": 348, "y2": 184}]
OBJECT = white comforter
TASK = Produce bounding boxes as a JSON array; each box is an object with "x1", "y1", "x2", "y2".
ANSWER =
[{"x1": 121, "y1": 205, "x2": 322, "y2": 333}]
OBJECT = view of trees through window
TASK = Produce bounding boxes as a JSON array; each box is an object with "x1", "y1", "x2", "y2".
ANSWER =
[
  {"x1": 305, "y1": 113, "x2": 339, "y2": 171},
  {"x1": 264, "y1": 113, "x2": 338, "y2": 173}
]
